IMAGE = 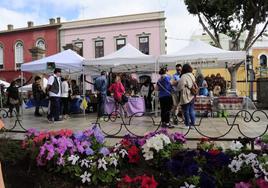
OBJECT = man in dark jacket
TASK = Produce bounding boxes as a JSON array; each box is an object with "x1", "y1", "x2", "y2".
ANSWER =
[
  {"x1": 94, "y1": 71, "x2": 108, "y2": 118},
  {"x1": 32, "y1": 76, "x2": 45, "y2": 117}
]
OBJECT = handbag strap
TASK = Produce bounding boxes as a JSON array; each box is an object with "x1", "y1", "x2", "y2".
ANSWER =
[
  {"x1": 157, "y1": 79, "x2": 171, "y2": 95},
  {"x1": 186, "y1": 74, "x2": 195, "y2": 89}
]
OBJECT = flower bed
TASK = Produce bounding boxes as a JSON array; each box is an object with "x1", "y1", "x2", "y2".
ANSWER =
[{"x1": 2, "y1": 127, "x2": 268, "y2": 187}]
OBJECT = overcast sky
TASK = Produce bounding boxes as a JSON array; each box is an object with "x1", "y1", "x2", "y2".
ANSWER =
[{"x1": 0, "y1": 0, "x2": 202, "y2": 53}]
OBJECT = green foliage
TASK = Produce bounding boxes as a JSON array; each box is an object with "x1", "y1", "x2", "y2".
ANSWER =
[
  {"x1": 184, "y1": 0, "x2": 268, "y2": 50},
  {"x1": 0, "y1": 138, "x2": 26, "y2": 163}
]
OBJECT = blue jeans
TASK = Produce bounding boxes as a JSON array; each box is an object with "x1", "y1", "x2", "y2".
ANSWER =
[{"x1": 181, "y1": 99, "x2": 195, "y2": 126}]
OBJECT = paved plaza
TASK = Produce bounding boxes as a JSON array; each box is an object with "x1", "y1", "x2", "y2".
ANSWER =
[{"x1": 1, "y1": 108, "x2": 268, "y2": 148}]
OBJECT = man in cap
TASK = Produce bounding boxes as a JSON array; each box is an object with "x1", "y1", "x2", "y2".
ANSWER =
[{"x1": 46, "y1": 68, "x2": 62, "y2": 122}]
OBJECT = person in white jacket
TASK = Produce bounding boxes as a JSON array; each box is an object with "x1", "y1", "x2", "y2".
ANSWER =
[
  {"x1": 61, "y1": 76, "x2": 70, "y2": 119},
  {"x1": 177, "y1": 64, "x2": 196, "y2": 128}
]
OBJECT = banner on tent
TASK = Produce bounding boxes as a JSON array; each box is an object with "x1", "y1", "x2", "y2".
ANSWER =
[{"x1": 189, "y1": 60, "x2": 218, "y2": 68}]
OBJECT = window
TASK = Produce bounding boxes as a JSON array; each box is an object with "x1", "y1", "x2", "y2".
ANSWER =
[
  {"x1": 260, "y1": 54, "x2": 267, "y2": 67},
  {"x1": 95, "y1": 40, "x2": 104, "y2": 58},
  {"x1": 74, "y1": 42, "x2": 83, "y2": 56},
  {"x1": 36, "y1": 39, "x2": 46, "y2": 50},
  {"x1": 139, "y1": 36, "x2": 149, "y2": 55},
  {"x1": 0, "y1": 45, "x2": 3, "y2": 69},
  {"x1": 116, "y1": 38, "x2": 126, "y2": 50},
  {"x1": 15, "y1": 41, "x2": 24, "y2": 68}
]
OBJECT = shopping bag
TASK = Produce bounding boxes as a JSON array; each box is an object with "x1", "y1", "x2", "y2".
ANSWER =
[{"x1": 80, "y1": 98, "x2": 88, "y2": 110}]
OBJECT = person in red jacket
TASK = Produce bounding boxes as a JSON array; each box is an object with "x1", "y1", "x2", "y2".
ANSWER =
[{"x1": 109, "y1": 75, "x2": 125, "y2": 103}]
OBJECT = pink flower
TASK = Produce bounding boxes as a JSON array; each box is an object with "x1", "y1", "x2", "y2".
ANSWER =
[
  {"x1": 235, "y1": 181, "x2": 252, "y2": 188},
  {"x1": 256, "y1": 178, "x2": 268, "y2": 188}
]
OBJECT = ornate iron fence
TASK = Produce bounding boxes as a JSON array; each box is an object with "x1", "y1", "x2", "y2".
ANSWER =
[
  {"x1": 94, "y1": 109, "x2": 268, "y2": 145},
  {"x1": 0, "y1": 108, "x2": 25, "y2": 133}
]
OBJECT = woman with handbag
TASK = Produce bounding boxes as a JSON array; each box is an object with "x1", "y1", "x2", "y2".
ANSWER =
[
  {"x1": 6, "y1": 81, "x2": 20, "y2": 117},
  {"x1": 177, "y1": 64, "x2": 196, "y2": 129}
]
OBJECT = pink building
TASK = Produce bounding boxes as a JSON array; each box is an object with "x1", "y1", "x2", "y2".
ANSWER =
[{"x1": 60, "y1": 11, "x2": 166, "y2": 58}]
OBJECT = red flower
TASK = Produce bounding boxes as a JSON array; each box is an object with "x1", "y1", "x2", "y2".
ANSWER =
[
  {"x1": 141, "y1": 175, "x2": 158, "y2": 188},
  {"x1": 128, "y1": 145, "x2": 140, "y2": 163},
  {"x1": 121, "y1": 138, "x2": 132, "y2": 147},
  {"x1": 200, "y1": 137, "x2": 209, "y2": 143},
  {"x1": 208, "y1": 149, "x2": 221, "y2": 156},
  {"x1": 123, "y1": 175, "x2": 133, "y2": 183}
]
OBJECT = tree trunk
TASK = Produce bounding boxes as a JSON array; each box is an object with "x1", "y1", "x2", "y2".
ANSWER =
[
  {"x1": 228, "y1": 67, "x2": 239, "y2": 90},
  {"x1": 228, "y1": 61, "x2": 244, "y2": 90}
]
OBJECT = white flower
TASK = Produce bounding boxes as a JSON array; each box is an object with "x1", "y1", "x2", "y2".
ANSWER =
[
  {"x1": 98, "y1": 158, "x2": 108, "y2": 171},
  {"x1": 180, "y1": 182, "x2": 196, "y2": 188},
  {"x1": 152, "y1": 139, "x2": 164, "y2": 152},
  {"x1": 229, "y1": 141, "x2": 243, "y2": 151},
  {"x1": 228, "y1": 159, "x2": 243, "y2": 173},
  {"x1": 68, "y1": 155, "x2": 80, "y2": 165},
  {"x1": 80, "y1": 171, "x2": 91, "y2": 183},
  {"x1": 110, "y1": 157, "x2": 118, "y2": 167},
  {"x1": 113, "y1": 143, "x2": 121, "y2": 152},
  {"x1": 244, "y1": 153, "x2": 257, "y2": 165},
  {"x1": 158, "y1": 134, "x2": 171, "y2": 144},
  {"x1": 119, "y1": 149, "x2": 128, "y2": 158},
  {"x1": 109, "y1": 152, "x2": 117, "y2": 158},
  {"x1": 143, "y1": 150, "x2": 154, "y2": 160},
  {"x1": 80, "y1": 159, "x2": 90, "y2": 168}
]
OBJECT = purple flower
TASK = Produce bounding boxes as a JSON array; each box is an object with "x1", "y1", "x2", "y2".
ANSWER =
[
  {"x1": 99, "y1": 147, "x2": 110, "y2": 156},
  {"x1": 57, "y1": 155, "x2": 65, "y2": 166},
  {"x1": 83, "y1": 129, "x2": 94, "y2": 137},
  {"x1": 85, "y1": 147, "x2": 94, "y2": 155},
  {"x1": 93, "y1": 126, "x2": 105, "y2": 144},
  {"x1": 74, "y1": 131, "x2": 84, "y2": 141},
  {"x1": 26, "y1": 128, "x2": 39, "y2": 137},
  {"x1": 171, "y1": 132, "x2": 186, "y2": 143},
  {"x1": 76, "y1": 141, "x2": 85, "y2": 154}
]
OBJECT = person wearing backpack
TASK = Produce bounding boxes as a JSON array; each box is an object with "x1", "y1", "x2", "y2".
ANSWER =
[{"x1": 177, "y1": 64, "x2": 196, "y2": 129}]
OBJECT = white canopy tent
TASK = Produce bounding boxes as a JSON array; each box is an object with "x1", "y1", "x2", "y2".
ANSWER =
[
  {"x1": 158, "y1": 40, "x2": 246, "y2": 68},
  {"x1": 84, "y1": 43, "x2": 157, "y2": 74},
  {"x1": 21, "y1": 49, "x2": 85, "y2": 73}
]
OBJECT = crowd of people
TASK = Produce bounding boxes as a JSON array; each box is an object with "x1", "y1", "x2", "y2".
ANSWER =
[{"x1": 1, "y1": 65, "x2": 227, "y2": 127}]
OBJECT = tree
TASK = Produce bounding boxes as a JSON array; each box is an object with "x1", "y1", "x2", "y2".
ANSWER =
[{"x1": 185, "y1": 0, "x2": 268, "y2": 89}]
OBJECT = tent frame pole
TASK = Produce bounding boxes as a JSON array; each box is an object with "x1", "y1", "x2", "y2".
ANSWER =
[{"x1": 20, "y1": 71, "x2": 24, "y2": 116}]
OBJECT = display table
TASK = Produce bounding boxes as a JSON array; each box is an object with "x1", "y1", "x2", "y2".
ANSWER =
[
  {"x1": 194, "y1": 96, "x2": 212, "y2": 116},
  {"x1": 105, "y1": 96, "x2": 145, "y2": 116},
  {"x1": 216, "y1": 96, "x2": 244, "y2": 110}
]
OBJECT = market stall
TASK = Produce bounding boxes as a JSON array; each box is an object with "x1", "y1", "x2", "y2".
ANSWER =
[
  {"x1": 84, "y1": 43, "x2": 157, "y2": 115},
  {"x1": 20, "y1": 49, "x2": 85, "y2": 113},
  {"x1": 158, "y1": 40, "x2": 249, "y2": 114}
]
